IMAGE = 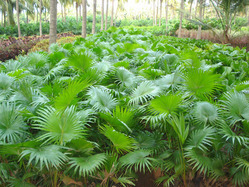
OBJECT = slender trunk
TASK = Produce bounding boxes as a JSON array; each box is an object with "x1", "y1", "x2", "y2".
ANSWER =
[
  {"x1": 105, "y1": 0, "x2": 109, "y2": 30},
  {"x1": 155, "y1": 0, "x2": 158, "y2": 25},
  {"x1": 159, "y1": 0, "x2": 162, "y2": 26},
  {"x1": 101, "y1": 0, "x2": 104, "y2": 30},
  {"x1": 3, "y1": 8, "x2": 6, "y2": 27},
  {"x1": 195, "y1": 0, "x2": 198, "y2": 18},
  {"x1": 36, "y1": 7, "x2": 39, "y2": 23},
  {"x1": 202, "y1": 3, "x2": 205, "y2": 19},
  {"x1": 153, "y1": 0, "x2": 155, "y2": 25},
  {"x1": 178, "y1": 0, "x2": 184, "y2": 38},
  {"x1": 7, "y1": 0, "x2": 15, "y2": 26},
  {"x1": 49, "y1": 0, "x2": 57, "y2": 46},
  {"x1": 45, "y1": 8, "x2": 47, "y2": 21},
  {"x1": 76, "y1": 2, "x2": 78, "y2": 22},
  {"x1": 16, "y1": 0, "x2": 21, "y2": 37},
  {"x1": 111, "y1": 0, "x2": 114, "y2": 26},
  {"x1": 189, "y1": 1, "x2": 193, "y2": 19},
  {"x1": 79, "y1": 4, "x2": 81, "y2": 20},
  {"x1": 247, "y1": 6, "x2": 249, "y2": 26},
  {"x1": 39, "y1": 0, "x2": 42, "y2": 36},
  {"x1": 64, "y1": 4, "x2": 67, "y2": 22},
  {"x1": 26, "y1": 10, "x2": 29, "y2": 23},
  {"x1": 172, "y1": 1, "x2": 175, "y2": 19},
  {"x1": 82, "y1": 0, "x2": 87, "y2": 38},
  {"x1": 92, "y1": 0, "x2": 96, "y2": 34},
  {"x1": 197, "y1": 0, "x2": 203, "y2": 40},
  {"x1": 165, "y1": 0, "x2": 168, "y2": 35},
  {"x1": 61, "y1": 3, "x2": 64, "y2": 21}
]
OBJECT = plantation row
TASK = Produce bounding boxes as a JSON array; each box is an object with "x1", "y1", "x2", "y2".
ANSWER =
[
  {"x1": 0, "y1": 28, "x2": 249, "y2": 186},
  {"x1": 1, "y1": 17, "x2": 248, "y2": 37}
]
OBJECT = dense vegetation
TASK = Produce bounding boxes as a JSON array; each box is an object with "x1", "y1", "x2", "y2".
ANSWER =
[
  {"x1": 0, "y1": 17, "x2": 248, "y2": 37},
  {"x1": 0, "y1": 28, "x2": 249, "y2": 186}
]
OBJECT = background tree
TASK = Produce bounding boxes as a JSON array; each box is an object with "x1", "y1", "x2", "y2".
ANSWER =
[
  {"x1": 92, "y1": 0, "x2": 96, "y2": 33},
  {"x1": 111, "y1": 0, "x2": 114, "y2": 26},
  {"x1": 82, "y1": 0, "x2": 87, "y2": 37},
  {"x1": 101, "y1": 0, "x2": 104, "y2": 30},
  {"x1": 196, "y1": 0, "x2": 203, "y2": 39},
  {"x1": 178, "y1": 0, "x2": 184, "y2": 38},
  {"x1": 49, "y1": 0, "x2": 57, "y2": 46},
  {"x1": 105, "y1": 0, "x2": 108, "y2": 30}
]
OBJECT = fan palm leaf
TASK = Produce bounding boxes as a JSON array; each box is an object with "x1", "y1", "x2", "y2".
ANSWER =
[{"x1": 35, "y1": 106, "x2": 85, "y2": 145}]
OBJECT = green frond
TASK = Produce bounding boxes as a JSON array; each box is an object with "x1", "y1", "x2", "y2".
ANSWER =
[
  {"x1": 150, "y1": 94, "x2": 183, "y2": 115},
  {"x1": 100, "y1": 125, "x2": 135, "y2": 153},
  {"x1": 67, "y1": 53, "x2": 93, "y2": 72},
  {"x1": 0, "y1": 73, "x2": 15, "y2": 91},
  {"x1": 156, "y1": 174, "x2": 177, "y2": 187},
  {"x1": 183, "y1": 68, "x2": 221, "y2": 99},
  {"x1": 35, "y1": 106, "x2": 85, "y2": 145},
  {"x1": 193, "y1": 102, "x2": 219, "y2": 125},
  {"x1": 87, "y1": 87, "x2": 118, "y2": 113},
  {"x1": 54, "y1": 79, "x2": 91, "y2": 110},
  {"x1": 219, "y1": 123, "x2": 249, "y2": 146},
  {"x1": 187, "y1": 126, "x2": 215, "y2": 151},
  {"x1": 0, "y1": 102, "x2": 26, "y2": 143},
  {"x1": 168, "y1": 114, "x2": 189, "y2": 145},
  {"x1": 20, "y1": 145, "x2": 68, "y2": 170},
  {"x1": 129, "y1": 81, "x2": 160, "y2": 105},
  {"x1": 222, "y1": 91, "x2": 249, "y2": 125},
  {"x1": 119, "y1": 150, "x2": 155, "y2": 173},
  {"x1": 115, "y1": 67, "x2": 136, "y2": 88},
  {"x1": 69, "y1": 153, "x2": 106, "y2": 177}
]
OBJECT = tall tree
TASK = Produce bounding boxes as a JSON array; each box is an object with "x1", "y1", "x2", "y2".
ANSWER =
[
  {"x1": 165, "y1": 0, "x2": 168, "y2": 34},
  {"x1": 39, "y1": 0, "x2": 43, "y2": 36},
  {"x1": 16, "y1": 0, "x2": 21, "y2": 37},
  {"x1": 196, "y1": 0, "x2": 203, "y2": 39},
  {"x1": 92, "y1": 0, "x2": 96, "y2": 34},
  {"x1": 111, "y1": 0, "x2": 114, "y2": 26},
  {"x1": 153, "y1": 0, "x2": 155, "y2": 25},
  {"x1": 82, "y1": 0, "x2": 87, "y2": 37},
  {"x1": 189, "y1": 0, "x2": 194, "y2": 19},
  {"x1": 105, "y1": 0, "x2": 109, "y2": 30},
  {"x1": 159, "y1": 0, "x2": 162, "y2": 26},
  {"x1": 178, "y1": 0, "x2": 184, "y2": 38},
  {"x1": 101, "y1": 0, "x2": 104, "y2": 30},
  {"x1": 49, "y1": 0, "x2": 57, "y2": 46},
  {"x1": 7, "y1": 0, "x2": 15, "y2": 26}
]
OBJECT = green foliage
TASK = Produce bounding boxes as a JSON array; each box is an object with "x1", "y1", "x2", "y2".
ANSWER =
[{"x1": 0, "y1": 28, "x2": 249, "y2": 186}]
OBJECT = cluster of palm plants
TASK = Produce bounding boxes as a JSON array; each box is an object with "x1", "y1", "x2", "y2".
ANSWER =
[{"x1": 0, "y1": 27, "x2": 249, "y2": 186}]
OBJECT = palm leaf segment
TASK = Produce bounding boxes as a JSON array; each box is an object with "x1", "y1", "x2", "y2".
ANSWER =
[{"x1": 35, "y1": 106, "x2": 84, "y2": 145}]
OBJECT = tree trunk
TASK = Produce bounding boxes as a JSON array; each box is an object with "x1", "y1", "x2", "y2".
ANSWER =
[
  {"x1": 178, "y1": 0, "x2": 184, "y2": 38},
  {"x1": 165, "y1": 0, "x2": 168, "y2": 35},
  {"x1": 7, "y1": 0, "x2": 15, "y2": 26},
  {"x1": 76, "y1": 2, "x2": 78, "y2": 22},
  {"x1": 26, "y1": 10, "x2": 29, "y2": 23},
  {"x1": 105, "y1": 0, "x2": 109, "y2": 30},
  {"x1": 172, "y1": 1, "x2": 175, "y2": 19},
  {"x1": 155, "y1": 0, "x2": 158, "y2": 25},
  {"x1": 61, "y1": 3, "x2": 64, "y2": 21},
  {"x1": 159, "y1": 0, "x2": 162, "y2": 26},
  {"x1": 16, "y1": 0, "x2": 21, "y2": 37},
  {"x1": 82, "y1": 0, "x2": 87, "y2": 38},
  {"x1": 189, "y1": 0, "x2": 193, "y2": 19},
  {"x1": 153, "y1": 0, "x2": 155, "y2": 25},
  {"x1": 40, "y1": 0, "x2": 43, "y2": 36},
  {"x1": 247, "y1": 6, "x2": 249, "y2": 26},
  {"x1": 101, "y1": 0, "x2": 104, "y2": 30},
  {"x1": 3, "y1": 7, "x2": 6, "y2": 27},
  {"x1": 79, "y1": 4, "x2": 81, "y2": 20},
  {"x1": 64, "y1": 5, "x2": 67, "y2": 22},
  {"x1": 49, "y1": 0, "x2": 57, "y2": 46},
  {"x1": 196, "y1": 0, "x2": 203, "y2": 40},
  {"x1": 111, "y1": 0, "x2": 114, "y2": 26},
  {"x1": 36, "y1": 7, "x2": 39, "y2": 23},
  {"x1": 195, "y1": 0, "x2": 198, "y2": 18},
  {"x1": 92, "y1": 0, "x2": 96, "y2": 34}
]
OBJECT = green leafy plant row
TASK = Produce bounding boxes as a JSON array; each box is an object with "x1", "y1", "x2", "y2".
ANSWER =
[{"x1": 0, "y1": 27, "x2": 249, "y2": 186}]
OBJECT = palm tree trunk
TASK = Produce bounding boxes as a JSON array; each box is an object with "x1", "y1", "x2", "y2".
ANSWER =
[
  {"x1": 178, "y1": 0, "x2": 184, "y2": 38},
  {"x1": 105, "y1": 0, "x2": 109, "y2": 30},
  {"x1": 197, "y1": 0, "x2": 203, "y2": 40},
  {"x1": 61, "y1": 3, "x2": 64, "y2": 21},
  {"x1": 79, "y1": 4, "x2": 81, "y2": 20},
  {"x1": 92, "y1": 0, "x2": 96, "y2": 34},
  {"x1": 82, "y1": 0, "x2": 87, "y2": 38},
  {"x1": 16, "y1": 0, "x2": 21, "y2": 37},
  {"x1": 165, "y1": 0, "x2": 168, "y2": 35},
  {"x1": 3, "y1": 7, "x2": 6, "y2": 27},
  {"x1": 64, "y1": 5, "x2": 67, "y2": 22},
  {"x1": 247, "y1": 6, "x2": 249, "y2": 26},
  {"x1": 189, "y1": 0, "x2": 193, "y2": 19},
  {"x1": 195, "y1": 0, "x2": 198, "y2": 18},
  {"x1": 76, "y1": 2, "x2": 78, "y2": 22},
  {"x1": 7, "y1": 0, "x2": 15, "y2": 26},
  {"x1": 159, "y1": 0, "x2": 162, "y2": 26},
  {"x1": 155, "y1": 0, "x2": 158, "y2": 25},
  {"x1": 39, "y1": 0, "x2": 42, "y2": 36},
  {"x1": 49, "y1": 0, "x2": 57, "y2": 46},
  {"x1": 153, "y1": 0, "x2": 155, "y2": 25},
  {"x1": 36, "y1": 7, "x2": 39, "y2": 23},
  {"x1": 111, "y1": 0, "x2": 114, "y2": 26},
  {"x1": 101, "y1": 0, "x2": 104, "y2": 31}
]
